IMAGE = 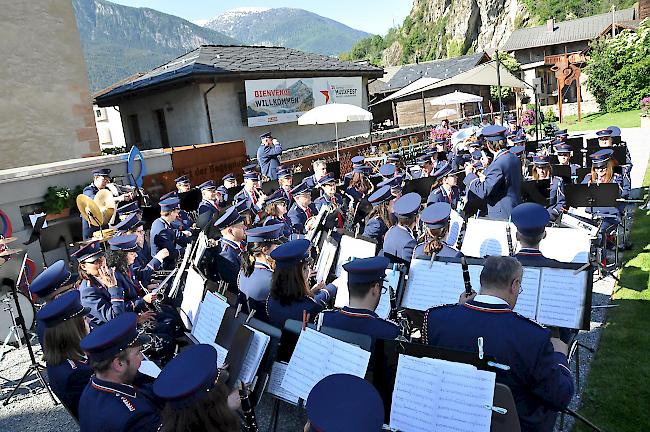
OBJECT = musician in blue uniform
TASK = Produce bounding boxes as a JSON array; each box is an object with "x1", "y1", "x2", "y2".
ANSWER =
[
  {"x1": 414, "y1": 202, "x2": 462, "y2": 258},
  {"x1": 304, "y1": 159, "x2": 328, "y2": 189},
  {"x1": 29, "y1": 260, "x2": 75, "y2": 346},
  {"x1": 343, "y1": 155, "x2": 365, "y2": 189},
  {"x1": 314, "y1": 173, "x2": 346, "y2": 233},
  {"x1": 554, "y1": 142, "x2": 581, "y2": 179},
  {"x1": 528, "y1": 154, "x2": 565, "y2": 221},
  {"x1": 158, "y1": 191, "x2": 193, "y2": 231},
  {"x1": 261, "y1": 189, "x2": 292, "y2": 237},
  {"x1": 79, "y1": 312, "x2": 162, "y2": 432},
  {"x1": 383, "y1": 192, "x2": 420, "y2": 263},
  {"x1": 464, "y1": 124, "x2": 522, "y2": 219},
  {"x1": 412, "y1": 155, "x2": 433, "y2": 179},
  {"x1": 596, "y1": 127, "x2": 632, "y2": 185},
  {"x1": 38, "y1": 290, "x2": 92, "y2": 419},
  {"x1": 423, "y1": 256, "x2": 574, "y2": 431},
  {"x1": 213, "y1": 206, "x2": 247, "y2": 293},
  {"x1": 218, "y1": 173, "x2": 237, "y2": 205},
  {"x1": 257, "y1": 132, "x2": 283, "y2": 180},
  {"x1": 554, "y1": 129, "x2": 569, "y2": 142},
  {"x1": 233, "y1": 172, "x2": 265, "y2": 215},
  {"x1": 277, "y1": 167, "x2": 294, "y2": 202},
  {"x1": 150, "y1": 197, "x2": 192, "y2": 270},
  {"x1": 362, "y1": 186, "x2": 395, "y2": 247},
  {"x1": 238, "y1": 224, "x2": 284, "y2": 316},
  {"x1": 266, "y1": 239, "x2": 336, "y2": 328},
  {"x1": 81, "y1": 168, "x2": 133, "y2": 239},
  {"x1": 426, "y1": 162, "x2": 460, "y2": 209},
  {"x1": 174, "y1": 175, "x2": 191, "y2": 194},
  {"x1": 507, "y1": 118, "x2": 526, "y2": 139},
  {"x1": 320, "y1": 256, "x2": 399, "y2": 343},
  {"x1": 287, "y1": 181, "x2": 318, "y2": 235},
  {"x1": 510, "y1": 202, "x2": 558, "y2": 263},
  {"x1": 197, "y1": 180, "x2": 221, "y2": 220},
  {"x1": 153, "y1": 344, "x2": 241, "y2": 432},
  {"x1": 305, "y1": 374, "x2": 384, "y2": 432},
  {"x1": 345, "y1": 165, "x2": 373, "y2": 201}
]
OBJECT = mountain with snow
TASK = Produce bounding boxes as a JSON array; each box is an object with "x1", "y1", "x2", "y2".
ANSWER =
[{"x1": 200, "y1": 7, "x2": 371, "y2": 57}]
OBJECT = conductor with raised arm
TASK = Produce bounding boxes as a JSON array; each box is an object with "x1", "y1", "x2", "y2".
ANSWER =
[
  {"x1": 257, "y1": 131, "x2": 283, "y2": 180},
  {"x1": 423, "y1": 256, "x2": 574, "y2": 431}
]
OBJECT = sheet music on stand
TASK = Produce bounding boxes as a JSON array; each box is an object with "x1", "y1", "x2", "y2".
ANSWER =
[
  {"x1": 282, "y1": 328, "x2": 371, "y2": 401},
  {"x1": 169, "y1": 243, "x2": 193, "y2": 299},
  {"x1": 334, "y1": 235, "x2": 377, "y2": 277},
  {"x1": 315, "y1": 236, "x2": 338, "y2": 283},
  {"x1": 151, "y1": 268, "x2": 176, "y2": 295},
  {"x1": 538, "y1": 227, "x2": 591, "y2": 263},
  {"x1": 460, "y1": 218, "x2": 515, "y2": 258},
  {"x1": 333, "y1": 269, "x2": 396, "y2": 319},
  {"x1": 266, "y1": 361, "x2": 300, "y2": 405},
  {"x1": 191, "y1": 291, "x2": 229, "y2": 346},
  {"x1": 447, "y1": 209, "x2": 465, "y2": 249},
  {"x1": 238, "y1": 325, "x2": 271, "y2": 385},
  {"x1": 179, "y1": 266, "x2": 208, "y2": 329},
  {"x1": 390, "y1": 354, "x2": 496, "y2": 432},
  {"x1": 192, "y1": 232, "x2": 208, "y2": 267}
]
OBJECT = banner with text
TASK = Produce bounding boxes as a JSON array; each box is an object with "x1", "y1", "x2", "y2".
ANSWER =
[{"x1": 245, "y1": 76, "x2": 363, "y2": 127}]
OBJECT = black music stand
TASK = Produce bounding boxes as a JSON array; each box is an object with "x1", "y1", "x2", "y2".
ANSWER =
[
  {"x1": 552, "y1": 165, "x2": 572, "y2": 183},
  {"x1": 585, "y1": 146, "x2": 627, "y2": 167},
  {"x1": 564, "y1": 183, "x2": 619, "y2": 210},
  {"x1": 223, "y1": 186, "x2": 244, "y2": 206},
  {"x1": 261, "y1": 180, "x2": 279, "y2": 195},
  {"x1": 402, "y1": 177, "x2": 437, "y2": 202},
  {"x1": 326, "y1": 161, "x2": 341, "y2": 180},
  {"x1": 521, "y1": 179, "x2": 550, "y2": 206},
  {"x1": 178, "y1": 188, "x2": 201, "y2": 212}
]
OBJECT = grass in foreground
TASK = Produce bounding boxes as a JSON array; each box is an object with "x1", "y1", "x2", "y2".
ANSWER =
[
  {"x1": 576, "y1": 159, "x2": 650, "y2": 432},
  {"x1": 558, "y1": 109, "x2": 641, "y2": 132}
]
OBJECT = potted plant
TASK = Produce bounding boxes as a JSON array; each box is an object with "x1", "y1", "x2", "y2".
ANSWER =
[
  {"x1": 43, "y1": 186, "x2": 71, "y2": 220},
  {"x1": 641, "y1": 97, "x2": 650, "y2": 129}
]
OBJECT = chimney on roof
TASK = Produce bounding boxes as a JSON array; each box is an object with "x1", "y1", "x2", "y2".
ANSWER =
[{"x1": 546, "y1": 18, "x2": 555, "y2": 32}]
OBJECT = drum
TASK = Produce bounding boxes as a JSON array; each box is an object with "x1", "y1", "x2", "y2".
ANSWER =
[{"x1": 0, "y1": 292, "x2": 35, "y2": 344}]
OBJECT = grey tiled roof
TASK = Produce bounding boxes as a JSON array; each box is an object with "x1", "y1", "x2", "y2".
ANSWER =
[
  {"x1": 96, "y1": 45, "x2": 383, "y2": 103},
  {"x1": 501, "y1": 8, "x2": 637, "y2": 51},
  {"x1": 369, "y1": 52, "x2": 488, "y2": 95}
]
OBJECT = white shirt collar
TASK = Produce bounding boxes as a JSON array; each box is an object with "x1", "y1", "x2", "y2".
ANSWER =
[{"x1": 474, "y1": 294, "x2": 509, "y2": 305}]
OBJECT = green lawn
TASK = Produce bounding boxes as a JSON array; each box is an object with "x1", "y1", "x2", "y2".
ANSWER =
[
  {"x1": 576, "y1": 159, "x2": 650, "y2": 432},
  {"x1": 557, "y1": 109, "x2": 641, "y2": 132}
]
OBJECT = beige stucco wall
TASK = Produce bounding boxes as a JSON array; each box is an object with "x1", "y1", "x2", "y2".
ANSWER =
[{"x1": 0, "y1": 0, "x2": 100, "y2": 170}]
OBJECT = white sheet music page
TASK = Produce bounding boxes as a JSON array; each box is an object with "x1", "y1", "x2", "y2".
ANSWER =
[
  {"x1": 207, "y1": 342, "x2": 228, "y2": 368},
  {"x1": 468, "y1": 264, "x2": 483, "y2": 291},
  {"x1": 460, "y1": 218, "x2": 512, "y2": 258},
  {"x1": 512, "y1": 267, "x2": 541, "y2": 319},
  {"x1": 191, "y1": 291, "x2": 229, "y2": 345},
  {"x1": 315, "y1": 240, "x2": 338, "y2": 283},
  {"x1": 282, "y1": 328, "x2": 370, "y2": 401},
  {"x1": 537, "y1": 268, "x2": 587, "y2": 329},
  {"x1": 238, "y1": 326, "x2": 271, "y2": 385},
  {"x1": 267, "y1": 362, "x2": 300, "y2": 405},
  {"x1": 192, "y1": 233, "x2": 208, "y2": 267},
  {"x1": 447, "y1": 210, "x2": 465, "y2": 249},
  {"x1": 333, "y1": 270, "x2": 391, "y2": 319},
  {"x1": 539, "y1": 227, "x2": 590, "y2": 263},
  {"x1": 390, "y1": 354, "x2": 441, "y2": 432},
  {"x1": 402, "y1": 259, "x2": 465, "y2": 310},
  {"x1": 179, "y1": 267, "x2": 207, "y2": 328},
  {"x1": 334, "y1": 235, "x2": 376, "y2": 277}
]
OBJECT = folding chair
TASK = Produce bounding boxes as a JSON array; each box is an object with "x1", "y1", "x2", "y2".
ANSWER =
[{"x1": 492, "y1": 383, "x2": 521, "y2": 432}]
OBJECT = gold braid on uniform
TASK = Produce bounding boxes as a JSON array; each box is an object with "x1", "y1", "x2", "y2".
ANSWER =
[{"x1": 421, "y1": 309, "x2": 430, "y2": 345}]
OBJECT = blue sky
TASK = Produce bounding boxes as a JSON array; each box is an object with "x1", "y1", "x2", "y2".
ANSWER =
[{"x1": 108, "y1": 0, "x2": 413, "y2": 35}]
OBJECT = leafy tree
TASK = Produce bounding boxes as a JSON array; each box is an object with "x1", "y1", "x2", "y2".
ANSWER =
[
  {"x1": 585, "y1": 19, "x2": 650, "y2": 112},
  {"x1": 490, "y1": 52, "x2": 521, "y2": 101}
]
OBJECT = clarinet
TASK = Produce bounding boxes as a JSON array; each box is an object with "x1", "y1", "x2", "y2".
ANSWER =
[
  {"x1": 239, "y1": 381, "x2": 258, "y2": 432},
  {"x1": 389, "y1": 285, "x2": 398, "y2": 321},
  {"x1": 505, "y1": 223, "x2": 514, "y2": 256},
  {"x1": 460, "y1": 256, "x2": 472, "y2": 296}
]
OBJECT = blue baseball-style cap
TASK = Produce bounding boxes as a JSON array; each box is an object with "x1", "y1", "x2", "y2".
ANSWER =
[
  {"x1": 92, "y1": 168, "x2": 111, "y2": 177},
  {"x1": 37, "y1": 290, "x2": 89, "y2": 329},
  {"x1": 214, "y1": 206, "x2": 243, "y2": 229},
  {"x1": 393, "y1": 192, "x2": 420, "y2": 217},
  {"x1": 245, "y1": 224, "x2": 285, "y2": 243},
  {"x1": 306, "y1": 374, "x2": 384, "y2": 432},
  {"x1": 112, "y1": 213, "x2": 144, "y2": 233},
  {"x1": 29, "y1": 260, "x2": 72, "y2": 298},
  {"x1": 290, "y1": 181, "x2": 312, "y2": 196},
  {"x1": 481, "y1": 125, "x2": 507, "y2": 141},
  {"x1": 153, "y1": 344, "x2": 219, "y2": 409},
  {"x1": 368, "y1": 186, "x2": 393, "y2": 206},
  {"x1": 71, "y1": 241, "x2": 104, "y2": 263},
  {"x1": 199, "y1": 180, "x2": 217, "y2": 191},
  {"x1": 532, "y1": 154, "x2": 551, "y2": 165},
  {"x1": 511, "y1": 202, "x2": 550, "y2": 237},
  {"x1": 159, "y1": 197, "x2": 180, "y2": 212},
  {"x1": 80, "y1": 312, "x2": 150, "y2": 363},
  {"x1": 379, "y1": 164, "x2": 396, "y2": 178},
  {"x1": 421, "y1": 202, "x2": 451, "y2": 229},
  {"x1": 108, "y1": 234, "x2": 139, "y2": 251},
  {"x1": 343, "y1": 256, "x2": 389, "y2": 284},
  {"x1": 174, "y1": 175, "x2": 190, "y2": 185},
  {"x1": 590, "y1": 149, "x2": 614, "y2": 167},
  {"x1": 270, "y1": 239, "x2": 310, "y2": 269}
]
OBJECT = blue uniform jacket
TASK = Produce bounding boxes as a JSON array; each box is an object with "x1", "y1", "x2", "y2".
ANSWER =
[
  {"x1": 79, "y1": 278, "x2": 127, "y2": 327},
  {"x1": 263, "y1": 216, "x2": 292, "y2": 238},
  {"x1": 216, "y1": 238, "x2": 243, "y2": 292},
  {"x1": 320, "y1": 306, "x2": 399, "y2": 345},
  {"x1": 314, "y1": 193, "x2": 346, "y2": 230},
  {"x1": 464, "y1": 149, "x2": 522, "y2": 220},
  {"x1": 150, "y1": 217, "x2": 190, "y2": 270},
  {"x1": 383, "y1": 225, "x2": 417, "y2": 263},
  {"x1": 362, "y1": 216, "x2": 389, "y2": 245},
  {"x1": 115, "y1": 269, "x2": 149, "y2": 314},
  {"x1": 81, "y1": 184, "x2": 102, "y2": 239},
  {"x1": 413, "y1": 242, "x2": 462, "y2": 258},
  {"x1": 514, "y1": 248, "x2": 561, "y2": 265},
  {"x1": 257, "y1": 143, "x2": 283, "y2": 180},
  {"x1": 238, "y1": 262, "x2": 273, "y2": 316},
  {"x1": 424, "y1": 299, "x2": 574, "y2": 432},
  {"x1": 427, "y1": 185, "x2": 460, "y2": 209},
  {"x1": 233, "y1": 188, "x2": 262, "y2": 214},
  {"x1": 197, "y1": 199, "x2": 219, "y2": 221},
  {"x1": 47, "y1": 358, "x2": 93, "y2": 419},
  {"x1": 580, "y1": 172, "x2": 628, "y2": 217},
  {"x1": 266, "y1": 295, "x2": 323, "y2": 329},
  {"x1": 78, "y1": 377, "x2": 161, "y2": 432},
  {"x1": 287, "y1": 203, "x2": 318, "y2": 234},
  {"x1": 548, "y1": 176, "x2": 565, "y2": 220}
]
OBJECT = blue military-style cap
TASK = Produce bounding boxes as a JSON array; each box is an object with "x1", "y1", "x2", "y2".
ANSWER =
[
  {"x1": 290, "y1": 181, "x2": 312, "y2": 196},
  {"x1": 343, "y1": 256, "x2": 389, "y2": 284},
  {"x1": 379, "y1": 163, "x2": 396, "y2": 178},
  {"x1": 470, "y1": 150, "x2": 482, "y2": 161},
  {"x1": 511, "y1": 202, "x2": 550, "y2": 237},
  {"x1": 590, "y1": 149, "x2": 614, "y2": 167},
  {"x1": 416, "y1": 156, "x2": 431, "y2": 167},
  {"x1": 352, "y1": 165, "x2": 372, "y2": 174},
  {"x1": 175, "y1": 175, "x2": 190, "y2": 184},
  {"x1": 386, "y1": 154, "x2": 401, "y2": 163},
  {"x1": 510, "y1": 145, "x2": 525, "y2": 157},
  {"x1": 260, "y1": 131, "x2": 272, "y2": 139},
  {"x1": 214, "y1": 206, "x2": 243, "y2": 229},
  {"x1": 108, "y1": 234, "x2": 139, "y2": 251},
  {"x1": 153, "y1": 344, "x2": 219, "y2": 409},
  {"x1": 235, "y1": 199, "x2": 252, "y2": 214},
  {"x1": 468, "y1": 140, "x2": 482, "y2": 149},
  {"x1": 112, "y1": 213, "x2": 144, "y2": 233},
  {"x1": 481, "y1": 124, "x2": 507, "y2": 141},
  {"x1": 532, "y1": 154, "x2": 551, "y2": 165},
  {"x1": 159, "y1": 191, "x2": 177, "y2": 201},
  {"x1": 510, "y1": 137, "x2": 526, "y2": 145},
  {"x1": 71, "y1": 241, "x2": 104, "y2": 263},
  {"x1": 199, "y1": 180, "x2": 217, "y2": 191},
  {"x1": 350, "y1": 155, "x2": 365, "y2": 165},
  {"x1": 116, "y1": 201, "x2": 140, "y2": 217},
  {"x1": 37, "y1": 290, "x2": 89, "y2": 329},
  {"x1": 159, "y1": 197, "x2": 180, "y2": 212},
  {"x1": 368, "y1": 186, "x2": 393, "y2": 206},
  {"x1": 393, "y1": 192, "x2": 420, "y2": 217},
  {"x1": 277, "y1": 168, "x2": 293, "y2": 179},
  {"x1": 317, "y1": 173, "x2": 337, "y2": 186},
  {"x1": 508, "y1": 117, "x2": 517, "y2": 124},
  {"x1": 92, "y1": 168, "x2": 111, "y2": 176},
  {"x1": 596, "y1": 129, "x2": 613, "y2": 138},
  {"x1": 554, "y1": 129, "x2": 568, "y2": 137},
  {"x1": 222, "y1": 173, "x2": 235, "y2": 182},
  {"x1": 242, "y1": 163, "x2": 258, "y2": 173},
  {"x1": 265, "y1": 189, "x2": 288, "y2": 205},
  {"x1": 554, "y1": 143, "x2": 572, "y2": 153},
  {"x1": 246, "y1": 224, "x2": 284, "y2": 243},
  {"x1": 306, "y1": 374, "x2": 384, "y2": 432},
  {"x1": 243, "y1": 172, "x2": 261, "y2": 182},
  {"x1": 433, "y1": 162, "x2": 453, "y2": 178},
  {"x1": 421, "y1": 202, "x2": 452, "y2": 229},
  {"x1": 80, "y1": 312, "x2": 150, "y2": 363},
  {"x1": 270, "y1": 239, "x2": 310, "y2": 269},
  {"x1": 29, "y1": 260, "x2": 72, "y2": 298},
  {"x1": 390, "y1": 175, "x2": 404, "y2": 192}
]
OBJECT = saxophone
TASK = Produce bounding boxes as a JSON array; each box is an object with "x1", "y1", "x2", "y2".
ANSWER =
[{"x1": 342, "y1": 193, "x2": 359, "y2": 234}]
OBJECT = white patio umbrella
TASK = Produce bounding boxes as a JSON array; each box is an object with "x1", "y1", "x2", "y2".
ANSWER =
[
  {"x1": 298, "y1": 103, "x2": 373, "y2": 160},
  {"x1": 433, "y1": 108, "x2": 457, "y2": 119}
]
